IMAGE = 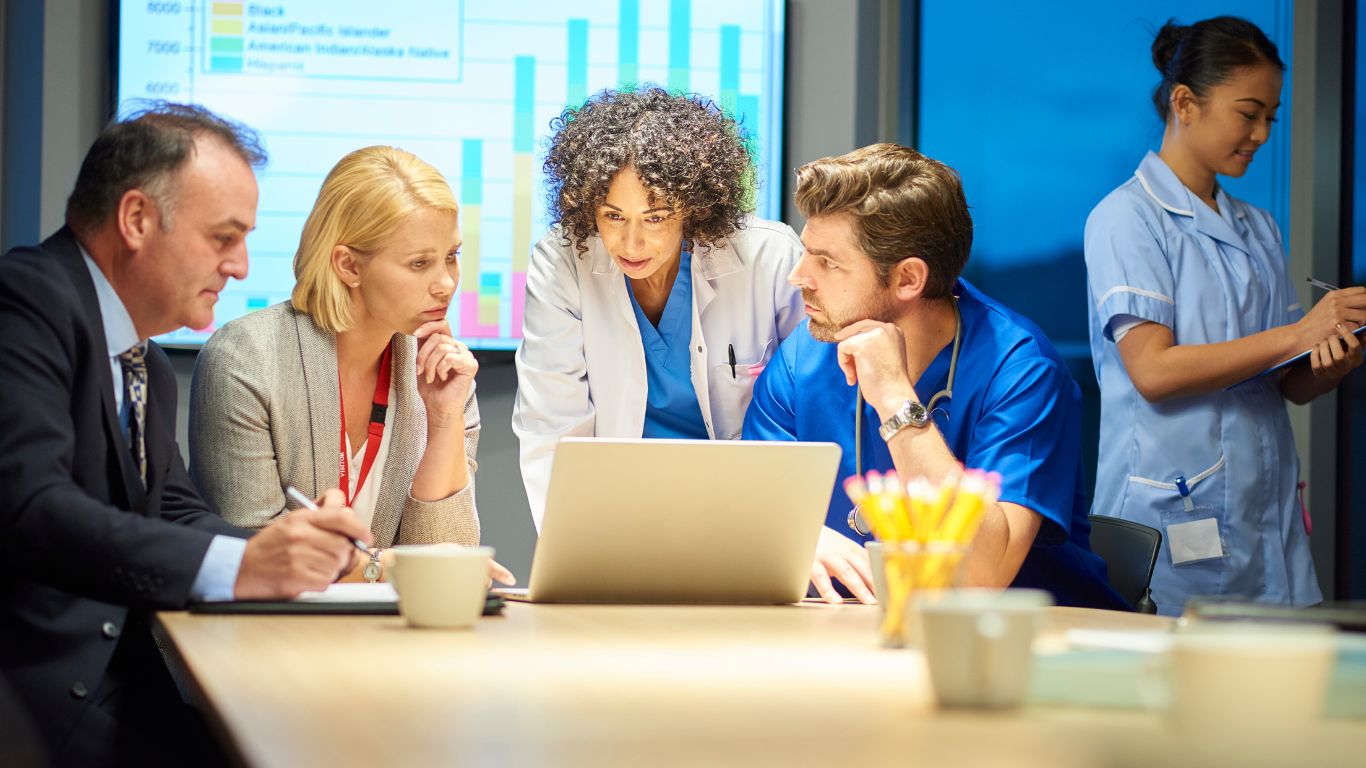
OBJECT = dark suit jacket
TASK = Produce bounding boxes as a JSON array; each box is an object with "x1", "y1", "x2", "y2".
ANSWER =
[{"x1": 0, "y1": 227, "x2": 249, "y2": 765}]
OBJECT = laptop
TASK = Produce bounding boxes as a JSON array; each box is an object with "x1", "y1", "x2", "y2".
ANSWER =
[{"x1": 507, "y1": 438, "x2": 841, "y2": 605}]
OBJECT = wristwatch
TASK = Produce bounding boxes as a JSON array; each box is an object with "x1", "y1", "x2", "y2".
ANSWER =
[
  {"x1": 363, "y1": 548, "x2": 383, "y2": 583},
  {"x1": 878, "y1": 399, "x2": 929, "y2": 441}
]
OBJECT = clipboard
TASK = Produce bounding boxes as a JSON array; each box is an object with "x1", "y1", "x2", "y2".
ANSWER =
[{"x1": 1228, "y1": 324, "x2": 1366, "y2": 388}]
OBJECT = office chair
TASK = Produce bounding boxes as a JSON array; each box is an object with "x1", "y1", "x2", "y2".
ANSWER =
[{"x1": 1087, "y1": 514, "x2": 1161, "y2": 614}]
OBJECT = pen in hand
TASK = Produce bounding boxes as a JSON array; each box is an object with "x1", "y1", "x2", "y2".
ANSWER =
[
  {"x1": 1306, "y1": 277, "x2": 1341, "y2": 292},
  {"x1": 284, "y1": 486, "x2": 370, "y2": 554}
]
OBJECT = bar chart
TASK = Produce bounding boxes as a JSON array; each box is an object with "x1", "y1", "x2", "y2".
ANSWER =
[{"x1": 118, "y1": 0, "x2": 785, "y2": 349}]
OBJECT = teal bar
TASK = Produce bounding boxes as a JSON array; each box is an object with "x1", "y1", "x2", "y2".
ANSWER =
[
  {"x1": 514, "y1": 56, "x2": 535, "y2": 153},
  {"x1": 480, "y1": 273, "x2": 501, "y2": 292},
  {"x1": 210, "y1": 56, "x2": 243, "y2": 72},
  {"x1": 246, "y1": 297, "x2": 269, "y2": 311},
  {"x1": 567, "y1": 19, "x2": 589, "y2": 106},
  {"x1": 719, "y1": 25, "x2": 740, "y2": 113},
  {"x1": 668, "y1": 0, "x2": 690, "y2": 91},
  {"x1": 211, "y1": 36, "x2": 244, "y2": 54},
  {"x1": 618, "y1": 0, "x2": 638, "y2": 87},
  {"x1": 462, "y1": 139, "x2": 483, "y2": 205},
  {"x1": 738, "y1": 94, "x2": 760, "y2": 132}
]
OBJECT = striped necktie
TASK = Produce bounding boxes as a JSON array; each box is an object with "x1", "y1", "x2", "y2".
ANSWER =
[{"x1": 118, "y1": 341, "x2": 149, "y2": 486}]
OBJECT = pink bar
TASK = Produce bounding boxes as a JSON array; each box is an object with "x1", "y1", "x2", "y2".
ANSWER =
[
  {"x1": 459, "y1": 290, "x2": 500, "y2": 338},
  {"x1": 512, "y1": 271, "x2": 527, "y2": 337},
  {"x1": 459, "y1": 292, "x2": 482, "y2": 337}
]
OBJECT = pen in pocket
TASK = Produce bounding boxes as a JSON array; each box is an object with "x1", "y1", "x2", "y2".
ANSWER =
[{"x1": 1174, "y1": 475, "x2": 1195, "y2": 513}]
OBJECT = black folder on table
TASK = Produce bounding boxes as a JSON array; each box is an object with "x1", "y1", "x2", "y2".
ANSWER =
[{"x1": 189, "y1": 584, "x2": 504, "y2": 616}]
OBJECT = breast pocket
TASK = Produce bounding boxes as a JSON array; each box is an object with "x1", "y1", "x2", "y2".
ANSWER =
[
  {"x1": 1124, "y1": 454, "x2": 1228, "y2": 595},
  {"x1": 710, "y1": 339, "x2": 775, "y2": 438}
]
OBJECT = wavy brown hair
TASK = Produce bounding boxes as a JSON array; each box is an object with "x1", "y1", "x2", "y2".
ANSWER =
[
  {"x1": 543, "y1": 87, "x2": 756, "y2": 255},
  {"x1": 795, "y1": 143, "x2": 972, "y2": 300}
]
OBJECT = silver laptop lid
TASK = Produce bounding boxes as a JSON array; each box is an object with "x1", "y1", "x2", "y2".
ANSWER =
[{"x1": 528, "y1": 438, "x2": 841, "y2": 604}]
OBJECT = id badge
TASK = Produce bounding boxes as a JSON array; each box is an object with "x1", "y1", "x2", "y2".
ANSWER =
[{"x1": 1167, "y1": 518, "x2": 1225, "y2": 565}]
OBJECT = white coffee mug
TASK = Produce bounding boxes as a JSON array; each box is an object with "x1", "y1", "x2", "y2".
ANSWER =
[
  {"x1": 916, "y1": 588, "x2": 1053, "y2": 708},
  {"x1": 1163, "y1": 620, "x2": 1337, "y2": 758},
  {"x1": 388, "y1": 545, "x2": 493, "y2": 629}
]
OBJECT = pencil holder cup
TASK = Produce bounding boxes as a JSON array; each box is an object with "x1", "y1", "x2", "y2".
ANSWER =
[{"x1": 870, "y1": 540, "x2": 967, "y2": 648}]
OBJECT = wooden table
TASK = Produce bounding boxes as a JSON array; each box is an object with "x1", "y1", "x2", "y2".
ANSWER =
[{"x1": 155, "y1": 604, "x2": 1364, "y2": 767}]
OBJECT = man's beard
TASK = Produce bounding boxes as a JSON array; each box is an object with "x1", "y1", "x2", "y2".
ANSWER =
[{"x1": 804, "y1": 289, "x2": 897, "y2": 342}]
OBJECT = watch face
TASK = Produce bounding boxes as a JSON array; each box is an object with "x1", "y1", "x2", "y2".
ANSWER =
[
  {"x1": 907, "y1": 401, "x2": 929, "y2": 426},
  {"x1": 363, "y1": 561, "x2": 381, "y2": 582}
]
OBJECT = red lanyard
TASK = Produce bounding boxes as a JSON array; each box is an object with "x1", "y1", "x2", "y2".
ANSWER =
[{"x1": 339, "y1": 341, "x2": 393, "y2": 506}]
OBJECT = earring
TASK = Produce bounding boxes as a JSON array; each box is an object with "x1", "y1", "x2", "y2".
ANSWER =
[{"x1": 352, "y1": 282, "x2": 360, "y2": 287}]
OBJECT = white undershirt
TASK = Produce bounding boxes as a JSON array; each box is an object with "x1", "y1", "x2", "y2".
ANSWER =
[
  {"x1": 1110, "y1": 314, "x2": 1148, "y2": 343},
  {"x1": 343, "y1": 379, "x2": 396, "y2": 530}
]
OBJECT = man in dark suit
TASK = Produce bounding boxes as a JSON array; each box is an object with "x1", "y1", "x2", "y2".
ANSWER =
[{"x1": 0, "y1": 104, "x2": 373, "y2": 766}]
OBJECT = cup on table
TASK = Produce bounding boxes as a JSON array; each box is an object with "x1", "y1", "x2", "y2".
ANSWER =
[
  {"x1": 866, "y1": 541, "x2": 889, "y2": 607},
  {"x1": 388, "y1": 545, "x2": 494, "y2": 629},
  {"x1": 916, "y1": 588, "x2": 1053, "y2": 708},
  {"x1": 1163, "y1": 620, "x2": 1337, "y2": 759},
  {"x1": 869, "y1": 540, "x2": 967, "y2": 648}
]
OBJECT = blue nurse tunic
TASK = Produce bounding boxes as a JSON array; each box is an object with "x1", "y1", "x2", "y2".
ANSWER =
[
  {"x1": 1084, "y1": 151, "x2": 1320, "y2": 616},
  {"x1": 743, "y1": 279, "x2": 1125, "y2": 610}
]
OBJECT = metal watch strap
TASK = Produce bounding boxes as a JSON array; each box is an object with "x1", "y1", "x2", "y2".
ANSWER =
[{"x1": 878, "y1": 399, "x2": 929, "y2": 441}]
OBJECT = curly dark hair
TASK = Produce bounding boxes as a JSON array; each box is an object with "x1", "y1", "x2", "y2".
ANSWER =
[{"x1": 543, "y1": 87, "x2": 756, "y2": 255}]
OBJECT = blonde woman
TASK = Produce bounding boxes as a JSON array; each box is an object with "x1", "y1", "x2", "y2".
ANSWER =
[{"x1": 191, "y1": 145, "x2": 511, "y2": 584}]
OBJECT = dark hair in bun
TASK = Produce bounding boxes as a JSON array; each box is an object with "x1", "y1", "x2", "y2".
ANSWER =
[{"x1": 1151, "y1": 16, "x2": 1284, "y2": 122}]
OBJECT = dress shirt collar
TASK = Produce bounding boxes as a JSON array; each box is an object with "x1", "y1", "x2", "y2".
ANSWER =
[{"x1": 80, "y1": 245, "x2": 143, "y2": 356}]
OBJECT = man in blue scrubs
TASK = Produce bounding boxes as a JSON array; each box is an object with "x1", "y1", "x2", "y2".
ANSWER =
[{"x1": 744, "y1": 144, "x2": 1125, "y2": 609}]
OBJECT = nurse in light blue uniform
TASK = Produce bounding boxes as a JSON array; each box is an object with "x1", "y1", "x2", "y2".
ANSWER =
[{"x1": 1085, "y1": 17, "x2": 1366, "y2": 616}]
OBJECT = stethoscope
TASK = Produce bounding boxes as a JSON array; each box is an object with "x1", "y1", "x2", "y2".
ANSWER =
[{"x1": 847, "y1": 297, "x2": 962, "y2": 537}]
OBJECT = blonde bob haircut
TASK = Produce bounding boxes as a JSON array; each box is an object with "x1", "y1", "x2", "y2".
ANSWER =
[{"x1": 291, "y1": 145, "x2": 459, "y2": 332}]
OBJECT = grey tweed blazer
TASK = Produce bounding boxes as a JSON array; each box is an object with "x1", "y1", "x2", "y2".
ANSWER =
[{"x1": 189, "y1": 302, "x2": 480, "y2": 547}]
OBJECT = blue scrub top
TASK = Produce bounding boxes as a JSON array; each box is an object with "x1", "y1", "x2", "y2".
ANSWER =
[
  {"x1": 1084, "y1": 151, "x2": 1320, "y2": 615},
  {"x1": 743, "y1": 279, "x2": 1126, "y2": 610},
  {"x1": 627, "y1": 249, "x2": 709, "y2": 439}
]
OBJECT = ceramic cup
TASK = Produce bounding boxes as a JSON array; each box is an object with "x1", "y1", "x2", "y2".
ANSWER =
[
  {"x1": 389, "y1": 545, "x2": 493, "y2": 629},
  {"x1": 916, "y1": 588, "x2": 1053, "y2": 708},
  {"x1": 1161, "y1": 620, "x2": 1338, "y2": 760}
]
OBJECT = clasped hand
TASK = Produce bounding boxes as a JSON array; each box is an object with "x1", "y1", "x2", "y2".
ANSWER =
[
  {"x1": 833, "y1": 320, "x2": 917, "y2": 419},
  {"x1": 414, "y1": 320, "x2": 478, "y2": 426}
]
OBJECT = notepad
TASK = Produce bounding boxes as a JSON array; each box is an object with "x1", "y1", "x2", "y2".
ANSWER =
[{"x1": 1229, "y1": 324, "x2": 1366, "y2": 388}]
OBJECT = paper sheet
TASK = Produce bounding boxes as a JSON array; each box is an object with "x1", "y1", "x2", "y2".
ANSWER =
[{"x1": 293, "y1": 582, "x2": 398, "y2": 603}]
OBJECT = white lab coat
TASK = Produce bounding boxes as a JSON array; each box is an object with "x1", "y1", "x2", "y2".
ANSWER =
[{"x1": 513, "y1": 216, "x2": 805, "y2": 529}]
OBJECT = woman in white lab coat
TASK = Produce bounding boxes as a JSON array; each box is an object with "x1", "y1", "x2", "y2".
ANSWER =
[
  {"x1": 513, "y1": 87, "x2": 804, "y2": 528},
  {"x1": 1084, "y1": 17, "x2": 1365, "y2": 615}
]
